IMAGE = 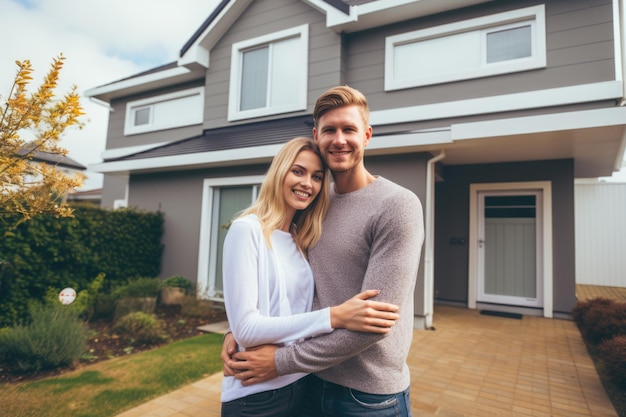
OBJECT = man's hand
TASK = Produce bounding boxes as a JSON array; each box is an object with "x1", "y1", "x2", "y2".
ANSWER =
[
  {"x1": 228, "y1": 344, "x2": 280, "y2": 386},
  {"x1": 221, "y1": 332, "x2": 238, "y2": 377}
]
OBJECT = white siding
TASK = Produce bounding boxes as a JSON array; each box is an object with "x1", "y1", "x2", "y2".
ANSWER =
[{"x1": 575, "y1": 182, "x2": 626, "y2": 287}]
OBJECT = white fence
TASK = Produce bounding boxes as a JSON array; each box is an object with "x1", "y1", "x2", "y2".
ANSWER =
[{"x1": 575, "y1": 181, "x2": 626, "y2": 287}]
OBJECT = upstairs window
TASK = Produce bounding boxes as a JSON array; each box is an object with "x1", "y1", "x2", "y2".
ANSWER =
[
  {"x1": 385, "y1": 5, "x2": 546, "y2": 90},
  {"x1": 124, "y1": 87, "x2": 204, "y2": 135},
  {"x1": 228, "y1": 25, "x2": 308, "y2": 121}
]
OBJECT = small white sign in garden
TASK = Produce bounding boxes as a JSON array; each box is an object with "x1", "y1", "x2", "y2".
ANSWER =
[{"x1": 59, "y1": 287, "x2": 76, "y2": 305}]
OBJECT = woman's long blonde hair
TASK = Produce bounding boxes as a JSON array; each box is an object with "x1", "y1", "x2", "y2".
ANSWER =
[{"x1": 237, "y1": 137, "x2": 330, "y2": 255}]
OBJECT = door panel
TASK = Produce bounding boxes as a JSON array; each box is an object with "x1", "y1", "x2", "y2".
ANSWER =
[{"x1": 478, "y1": 191, "x2": 542, "y2": 307}]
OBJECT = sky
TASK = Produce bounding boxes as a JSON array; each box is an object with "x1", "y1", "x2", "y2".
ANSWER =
[
  {"x1": 1, "y1": 0, "x2": 625, "y2": 191},
  {"x1": 1, "y1": 0, "x2": 220, "y2": 190}
]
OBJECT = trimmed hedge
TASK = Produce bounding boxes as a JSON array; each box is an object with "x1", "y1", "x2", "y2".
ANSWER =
[
  {"x1": 0, "y1": 205, "x2": 164, "y2": 327},
  {"x1": 573, "y1": 297, "x2": 626, "y2": 345},
  {"x1": 573, "y1": 297, "x2": 626, "y2": 389}
]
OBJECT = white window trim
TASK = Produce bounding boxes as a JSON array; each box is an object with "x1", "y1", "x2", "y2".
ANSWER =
[
  {"x1": 124, "y1": 86, "x2": 204, "y2": 135},
  {"x1": 196, "y1": 175, "x2": 265, "y2": 300},
  {"x1": 385, "y1": 5, "x2": 546, "y2": 90},
  {"x1": 228, "y1": 24, "x2": 309, "y2": 121}
]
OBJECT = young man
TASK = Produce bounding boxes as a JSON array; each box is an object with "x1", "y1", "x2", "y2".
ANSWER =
[{"x1": 222, "y1": 85, "x2": 424, "y2": 416}]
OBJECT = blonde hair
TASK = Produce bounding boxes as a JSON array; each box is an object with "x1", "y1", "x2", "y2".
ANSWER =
[
  {"x1": 313, "y1": 85, "x2": 370, "y2": 128},
  {"x1": 238, "y1": 137, "x2": 330, "y2": 254}
]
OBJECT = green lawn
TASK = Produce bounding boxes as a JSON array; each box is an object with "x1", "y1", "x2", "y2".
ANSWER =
[{"x1": 0, "y1": 333, "x2": 224, "y2": 417}]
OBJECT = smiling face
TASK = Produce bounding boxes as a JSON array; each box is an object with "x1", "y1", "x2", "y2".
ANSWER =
[
  {"x1": 313, "y1": 105, "x2": 372, "y2": 176},
  {"x1": 281, "y1": 149, "x2": 325, "y2": 227}
]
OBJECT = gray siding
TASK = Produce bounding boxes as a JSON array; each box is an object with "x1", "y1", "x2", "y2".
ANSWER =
[
  {"x1": 128, "y1": 164, "x2": 268, "y2": 282},
  {"x1": 100, "y1": 174, "x2": 128, "y2": 209},
  {"x1": 343, "y1": 0, "x2": 614, "y2": 112},
  {"x1": 434, "y1": 159, "x2": 576, "y2": 315},
  {"x1": 126, "y1": 153, "x2": 428, "y2": 285}
]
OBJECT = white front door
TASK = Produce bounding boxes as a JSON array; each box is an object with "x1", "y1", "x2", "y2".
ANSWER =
[
  {"x1": 468, "y1": 182, "x2": 553, "y2": 317},
  {"x1": 477, "y1": 190, "x2": 543, "y2": 307}
]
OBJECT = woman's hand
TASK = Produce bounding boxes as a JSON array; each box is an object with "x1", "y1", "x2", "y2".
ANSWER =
[{"x1": 330, "y1": 289, "x2": 400, "y2": 333}]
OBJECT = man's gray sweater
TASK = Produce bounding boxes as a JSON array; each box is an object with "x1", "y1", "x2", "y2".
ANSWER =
[{"x1": 275, "y1": 177, "x2": 424, "y2": 394}]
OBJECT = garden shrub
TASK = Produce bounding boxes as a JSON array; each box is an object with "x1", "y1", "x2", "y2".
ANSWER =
[
  {"x1": 0, "y1": 303, "x2": 87, "y2": 373},
  {"x1": 114, "y1": 277, "x2": 163, "y2": 298},
  {"x1": 44, "y1": 272, "x2": 107, "y2": 322},
  {"x1": 113, "y1": 312, "x2": 168, "y2": 345},
  {"x1": 114, "y1": 297, "x2": 157, "y2": 320},
  {"x1": 572, "y1": 297, "x2": 626, "y2": 345},
  {"x1": 113, "y1": 277, "x2": 163, "y2": 319},
  {"x1": 0, "y1": 205, "x2": 164, "y2": 327},
  {"x1": 163, "y1": 275, "x2": 193, "y2": 292},
  {"x1": 598, "y1": 335, "x2": 626, "y2": 389}
]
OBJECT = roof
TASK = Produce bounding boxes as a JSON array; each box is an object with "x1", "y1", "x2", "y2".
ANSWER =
[
  {"x1": 86, "y1": 0, "x2": 494, "y2": 102},
  {"x1": 17, "y1": 146, "x2": 87, "y2": 170}
]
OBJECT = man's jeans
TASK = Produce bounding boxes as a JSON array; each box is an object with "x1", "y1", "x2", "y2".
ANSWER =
[{"x1": 302, "y1": 375, "x2": 412, "y2": 417}]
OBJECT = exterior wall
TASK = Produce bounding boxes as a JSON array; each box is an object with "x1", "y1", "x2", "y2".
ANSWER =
[
  {"x1": 101, "y1": 174, "x2": 128, "y2": 209},
  {"x1": 434, "y1": 159, "x2": 576, "y2": 315},
  {"x1": 125, "y1": 153, "x2": 428, "y2": 285},
  {"x1": 203, "y1": 0, "x2": 343, "y2": 129},
  {"x1": 127, "y1": 164, "x2": 268, "y2": 282},
  {"x1": 343, "y1": 0, "x2": 614, "y2": 114},
  {"x1": 575, "y1": 182, "x2": 626, "y2": 287}
]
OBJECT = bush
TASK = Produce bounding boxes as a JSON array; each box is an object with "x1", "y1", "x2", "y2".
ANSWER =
[
  {"x1": 113, "y1": 312, "x2": 169, "y2": 345},
  {"x1": 115, "y1": 277, "x2": 163, "y2": 298},
  {"x1": 598, "y1": 335, "x2": 626, "y2": 389},
  {"x1": 163, "y1": 276, "x2": 193, "y2": 291},
  {"x1": 0, "y1": 303, "x2": 87, "y2": 373},
  {"x1": 572, "y1": 297, "x2": 626, "y2": 345},
  {"x1": 114, "y1": 297, "x2": 157, "y2": 320},
  {"x1": 0, "y1": 206, "x2": 164, "y2": 327},
  {"x1": 44, "y1": 273, "x2": 107, "y2": 322}
]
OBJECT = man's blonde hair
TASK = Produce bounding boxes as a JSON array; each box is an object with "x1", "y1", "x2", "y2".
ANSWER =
[{"x1": 313, "y1": 85, "x2": 370, "y2": 128}]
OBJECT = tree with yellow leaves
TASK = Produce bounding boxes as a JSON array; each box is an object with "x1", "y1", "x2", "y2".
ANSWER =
[{"x1": 0, "y1": 54, "x2": 86, "y2": 226}]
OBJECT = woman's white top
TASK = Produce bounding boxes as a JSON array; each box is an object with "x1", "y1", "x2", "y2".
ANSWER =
[{"x1": 221, "y1": 214, "x2": 332, "y2": 402}]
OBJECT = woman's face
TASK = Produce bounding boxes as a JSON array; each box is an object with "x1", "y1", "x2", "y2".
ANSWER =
[{"x1": 282, "y1": 150, "x2": 325, "y2": 218}]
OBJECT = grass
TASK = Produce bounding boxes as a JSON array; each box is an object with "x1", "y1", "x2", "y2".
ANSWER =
[{"x1": 0, "y1": 333, "x2": 224, "y2": 417}]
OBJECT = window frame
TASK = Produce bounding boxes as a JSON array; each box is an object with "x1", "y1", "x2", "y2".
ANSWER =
[
  {"x1": 384, "y1": 5, "x2": 546, "y2": 90},
  {"x1": 124, "y1": 86, "x2": 204, "y2": 135},
  {"x1": 228, "y1": 24, "x2": 309, "y2": 121},
  {"x1": 196, "y1": 176, "x2": 264, "y2": 300}
]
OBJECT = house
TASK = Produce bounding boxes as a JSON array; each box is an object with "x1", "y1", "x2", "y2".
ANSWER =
[
  {"x1": 17, "y1": 146, "x2": 87, "y2": 203},
  {"x1": 66, "y1": 187, "x2": 102, "y2": 206},
  {"x1": 85, "y1": 0, "x2": 626, "y2": 328}
]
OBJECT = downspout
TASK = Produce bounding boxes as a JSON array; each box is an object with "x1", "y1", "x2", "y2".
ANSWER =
[
  {"x1": 423, "y1": 150, "x2": 445, "y2": 330},
  {"x1": 615, "y1": 0, "x2": 626, "y2": 106}
]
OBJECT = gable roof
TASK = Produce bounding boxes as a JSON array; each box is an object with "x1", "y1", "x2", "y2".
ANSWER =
[
  {"x1": 86, "y1": 0, "x2": 494, "y2": 102},
  {"x1": 17, "y1": 146, "x2": 86, "y2": 170}
]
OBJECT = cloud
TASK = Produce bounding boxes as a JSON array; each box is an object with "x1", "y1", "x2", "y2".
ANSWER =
[{"x1": 1, "y1": 0, "x2": 219, "y2": 190}]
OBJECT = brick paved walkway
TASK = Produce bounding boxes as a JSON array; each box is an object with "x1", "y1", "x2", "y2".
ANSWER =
[{"x1": 116, "y1": 298, "x2": 621, "y2": 417}]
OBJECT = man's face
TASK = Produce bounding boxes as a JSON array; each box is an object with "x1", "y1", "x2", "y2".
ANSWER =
[{"x1": 313, "y1": 105, "x2": 372, "y2": 174}]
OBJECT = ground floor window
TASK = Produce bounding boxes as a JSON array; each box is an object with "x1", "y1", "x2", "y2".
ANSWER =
[{"x1": 197, "y1": 176, "x2": 263, "y2": 300}]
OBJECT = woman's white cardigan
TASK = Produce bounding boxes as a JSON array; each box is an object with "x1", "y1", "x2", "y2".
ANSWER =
[{"x1": 221, "y1": 214, "x2": 332, "y2": 402}]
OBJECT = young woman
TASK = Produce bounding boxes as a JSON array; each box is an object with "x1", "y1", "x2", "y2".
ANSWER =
[{"x1": 221, "y1": 137, "x2": 400, "y2": 417}]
